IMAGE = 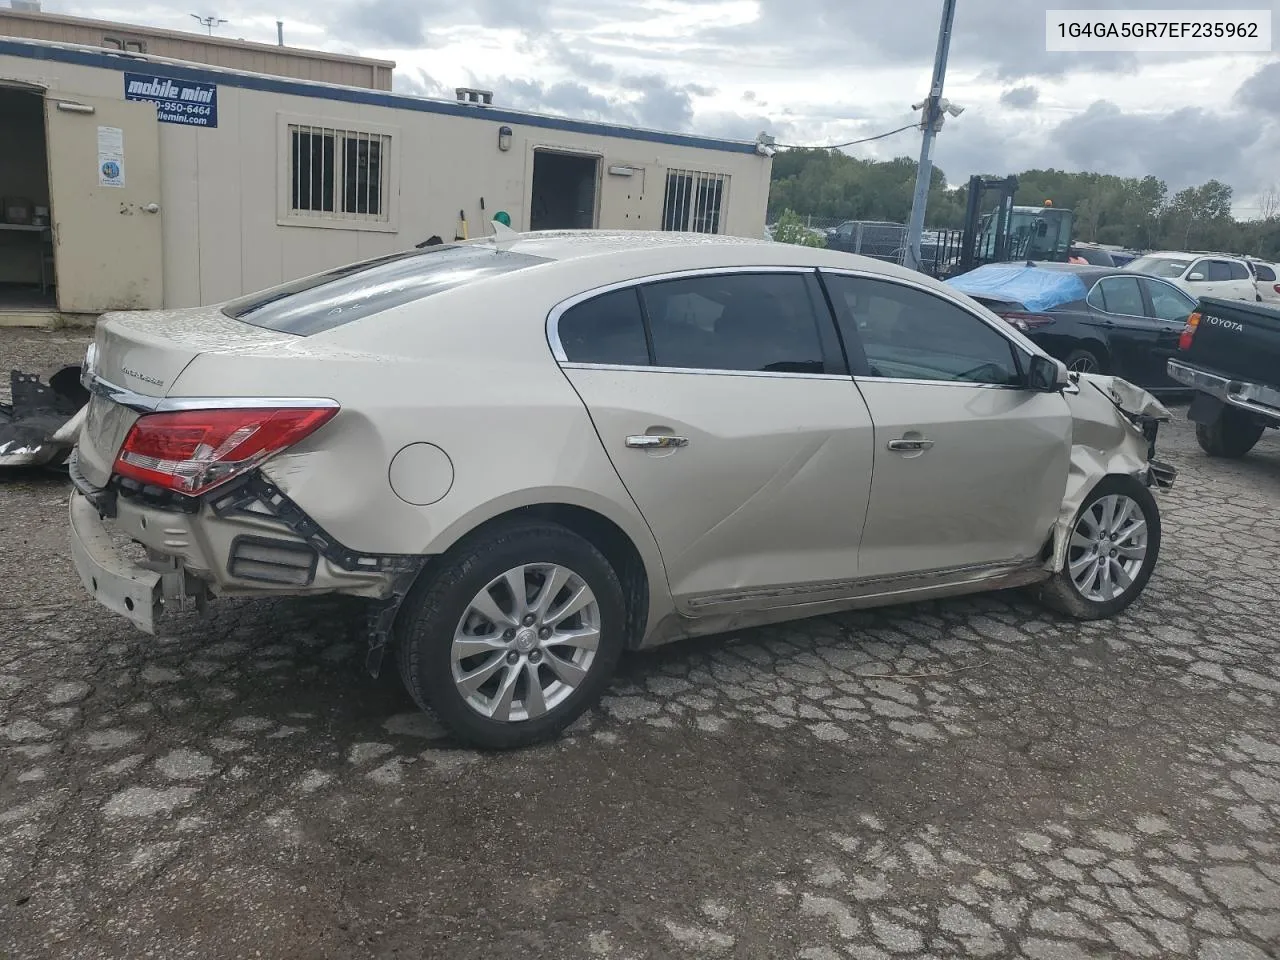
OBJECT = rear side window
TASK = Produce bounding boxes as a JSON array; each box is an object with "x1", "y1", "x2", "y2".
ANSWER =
[
  {"x1": 225, "y1": 244, "x2": 550, "y2": 335},
  {"x1": 639, "y1": 273, "x2": 827, "y2": 374},
  {"x1": 1255, "y1": 264, "x2": 1277, "y2": 282},
  {"x1": 1094, "y1": 276, "x2": 1145, "y2": 316},
  {"x1": 557, "y1": 288, "x2": 650, "y2": 366},
  {"x1": 1206, "y1": 261, "x2": 1234, "y2": 282}
]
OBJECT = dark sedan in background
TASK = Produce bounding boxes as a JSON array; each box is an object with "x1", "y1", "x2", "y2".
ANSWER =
[{"x1": 946, "y1": 262, "x2": 1196, "y2": 392}]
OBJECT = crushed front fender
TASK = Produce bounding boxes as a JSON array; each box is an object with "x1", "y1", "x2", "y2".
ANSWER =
[{"x1": 1046, "y1": 373, "x2": 1174, "y2": 574}]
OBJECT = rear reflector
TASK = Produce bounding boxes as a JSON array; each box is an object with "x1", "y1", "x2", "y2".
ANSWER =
[
  {"x1": 1178, "y1": 311, "x2": 1201, "y2": 352},
  {"x1": 113, "y1": 405, "x2": 337, "y2": 497}
]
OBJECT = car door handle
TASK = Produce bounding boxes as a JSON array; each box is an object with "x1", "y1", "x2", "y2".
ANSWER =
[
  {"x1": 887, "y1": 438, "x2": 934, "y2": 452},
  {"x1": 626, "y1": 435, "x2": 689, "y2": 449}
]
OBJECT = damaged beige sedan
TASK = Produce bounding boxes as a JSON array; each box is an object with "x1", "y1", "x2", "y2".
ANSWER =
[{"x1": 67, "y1": 232, "x2": 1176, "y2": 749}]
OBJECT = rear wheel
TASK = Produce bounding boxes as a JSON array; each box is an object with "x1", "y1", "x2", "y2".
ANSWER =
[
  {"x1": 395, "y1": 522, "x2": 626, "y2": 750},
  {"x1": 1065, "y1": 349, "x2": 1103, "y2": 375},
  {"x1": 1038, "y1": 476, "x2": 1160, "y2": 620},
  {"x1": 1195, "y1": 407, "x2": 1264, "y2": 459}
]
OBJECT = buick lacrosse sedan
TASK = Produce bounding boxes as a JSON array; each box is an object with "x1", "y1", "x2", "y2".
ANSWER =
[{"x1": 68, "y1": 231, "x2": 1175, "y2": 748}]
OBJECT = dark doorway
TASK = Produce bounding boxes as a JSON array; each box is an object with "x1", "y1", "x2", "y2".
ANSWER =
[
  {"x1": 0, "y1": 85, "x2": 55, "y2": 311},
  {"x1": 530, "y1": 151, "x2": 599, "y2": 231}
]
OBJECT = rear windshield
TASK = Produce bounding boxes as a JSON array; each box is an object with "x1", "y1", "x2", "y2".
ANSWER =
[
  {"x1": 224, "y1": 244, "x2": 550, "y2": 335},
  {"x1": 1126, "y1": 256, "x2": 1190, "y2": 279}
]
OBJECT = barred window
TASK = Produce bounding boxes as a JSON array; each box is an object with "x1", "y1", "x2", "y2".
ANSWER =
[
  {"x1": 661, "y1": 169, "x2": 727, "y2": 234},
  {"x1": 288, "y1": 124, "x2": 390, "y2": 222}
]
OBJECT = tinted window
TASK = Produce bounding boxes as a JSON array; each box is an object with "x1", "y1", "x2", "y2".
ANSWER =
[
  {"x1": 826, "y1": 275, "x2": 1021, "y2": 386},
  {"x1": 1145, "y1": 280, "x2": 1196, "y2": 323},
  {"x1": 1095, "y1": 277, "x2": 1145, "y2": 316},
  {"x1": 557, "y1": 288, "x2": 650, "y2": 366},
  {"x1": 225, "y1": 245, "x2": 549, "y2": 335},
  {"x1": 1228, "y1": 261, "x2": 1251, "y2": 281},
  {"x1": 639, "y1": 273, "x2": 826, "y2": 374},
  {"x1": 1206, "y1": 261, "x2": 1234, "y2": 282},
  {"x1": 1255, "y1": 264, "x2": 1276, "y2": 282}
]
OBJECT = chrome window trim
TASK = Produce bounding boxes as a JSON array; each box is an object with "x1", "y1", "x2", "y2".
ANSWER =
[
  {"x1": 850, "y1": 375, "x2": 1026, "y2": 391},
  {"x1": 561, "y1": 361, "x2": 849, "y2": 381},
  {"x1": 88, "y1": 374, "x2": 339, "y2": 415},
  {"x1": 545, "y1": 265, "x2": 820, "y2": 365}
]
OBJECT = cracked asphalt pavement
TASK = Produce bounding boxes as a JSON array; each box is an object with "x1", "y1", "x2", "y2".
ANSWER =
[{"x1": 3, "y1": 328, "x2": 1280, "y2": 959}]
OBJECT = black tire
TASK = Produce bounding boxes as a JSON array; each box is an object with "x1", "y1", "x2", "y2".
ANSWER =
[
  {"x1": 1195, "y1": 408, "x2": 1264, "y2": 459},
  {"x1": 395, "y1": 521, "x2": 626, "y2": 750},
  {"x1": 1064, "y1": 349, "x2": 1104, "y2": 375},
  {"x1": 1038, "y1": 475, "x2": 1161, "y2": 620}
]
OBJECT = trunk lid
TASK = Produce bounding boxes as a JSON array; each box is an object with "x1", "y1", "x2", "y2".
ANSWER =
[{"x1": 78, "y1": 306, "x2": 296, "y2": 487}]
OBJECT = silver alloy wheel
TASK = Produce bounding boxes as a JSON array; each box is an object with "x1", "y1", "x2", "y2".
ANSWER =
[
  {"x1": 451, "y1": 563, "x2": 601, "y2": 723},
  {"x1": 1067, "y1": 493, "x2": 1149, "y2": 603},
  {"x1": 1068, "y1": 354, "x2": 1098, "y2": 374}
]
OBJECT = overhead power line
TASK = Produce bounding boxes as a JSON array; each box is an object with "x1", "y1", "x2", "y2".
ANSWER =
[{"x1": 775, "y1": 122, "x2": 920, "y2": 151}]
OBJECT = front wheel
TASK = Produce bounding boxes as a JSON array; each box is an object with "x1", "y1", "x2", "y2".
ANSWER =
[
  {"x1": 1038, "y1": 476, "x2": 1161, "y2": 620},
  {"x1": 396, "y1": 522, "x2": 626, "y2": 750}
]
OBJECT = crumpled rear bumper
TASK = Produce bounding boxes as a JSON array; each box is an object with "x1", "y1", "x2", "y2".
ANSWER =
[{"x1": 69, "y1": 490, "x2": 165, "y2": 633}]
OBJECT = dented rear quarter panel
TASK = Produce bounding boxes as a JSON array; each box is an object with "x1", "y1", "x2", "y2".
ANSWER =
[{"x1": 164, "y1": 273, "x2": 676, "y2": 637}]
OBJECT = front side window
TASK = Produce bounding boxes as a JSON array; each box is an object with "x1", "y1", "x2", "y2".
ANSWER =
[
  {"x1": 289, "y1": 124, "x2": 391, "y2": 223},
  {"x1": 225, "y1": 244, "x2": 549, "y2": 336},
  {"x1": 1094, "y1": 277, "x2": 1145, "y2": 316},
  {"x1": 825, "y1": 274, "x2": 1021, "y2": 386},
  {"x1": 1145, "y1": 280, "x2": 1196, "y2": 323},
  {"x1": 557, "y1": 288, "x2": 650, "y2": 366},
  {"x1": 1228, "y1": 261, "x2": 1251, "y2": 281},
  {"x1": 639, "y1": 273, "x2": 825, "y2": 374}
]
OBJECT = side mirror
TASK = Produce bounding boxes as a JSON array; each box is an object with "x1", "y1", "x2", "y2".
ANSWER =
[
  {"x1": 1028, "y1": 354, "x2": 1069, "y2": 392},
  {"x1": 1187, "y1": 272, "x2": 1205, "y2": 282}
]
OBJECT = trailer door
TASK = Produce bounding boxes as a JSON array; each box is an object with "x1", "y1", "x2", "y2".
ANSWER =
[{"x1": 45, "y1": 94, "x2": 163, "y2": 313}]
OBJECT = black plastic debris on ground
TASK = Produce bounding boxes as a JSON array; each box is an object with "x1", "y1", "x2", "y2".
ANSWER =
[{"x1": 0, "y1": 366, "x2": 87, "y2": 468}]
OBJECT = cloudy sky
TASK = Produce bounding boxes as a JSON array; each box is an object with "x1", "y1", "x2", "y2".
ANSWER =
[{"x1": 48, "y1": 0, "x2": 1280, "y2": 214}]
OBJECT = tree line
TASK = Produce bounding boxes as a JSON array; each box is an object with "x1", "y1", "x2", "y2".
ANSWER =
[{"x1": 767, "y1": 148, "x2": 1280, "y2": 259}]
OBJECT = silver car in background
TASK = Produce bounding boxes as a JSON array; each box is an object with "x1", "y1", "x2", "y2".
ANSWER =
[{"x1": 67, "y1": 231, "x2": 1176, "y2": 749}]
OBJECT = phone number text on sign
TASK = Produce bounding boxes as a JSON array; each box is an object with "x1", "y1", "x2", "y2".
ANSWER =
[
  {"x1": 123, "y1": 72, "x2": 219, "y2": 128},
  {"x1": 1046, "y1": 9, "x2": 1272, "y2": 52}
]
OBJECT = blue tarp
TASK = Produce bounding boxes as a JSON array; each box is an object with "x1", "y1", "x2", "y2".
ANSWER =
[{"x1": 946, "y1": 264, "x2": 1089, "y2": 312}]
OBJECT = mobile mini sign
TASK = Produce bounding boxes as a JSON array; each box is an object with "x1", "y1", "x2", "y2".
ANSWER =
[{"x1": 124, "y1": 72, "x2": 218, "y2": 128}]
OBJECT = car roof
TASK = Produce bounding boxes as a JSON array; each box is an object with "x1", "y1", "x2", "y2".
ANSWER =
[{"x1": 456, "y1": 229, "x2": 942, "y2": 283}]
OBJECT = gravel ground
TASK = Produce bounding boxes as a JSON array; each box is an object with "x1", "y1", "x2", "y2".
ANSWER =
[{"x1": 3, "y1": 327, "x2": 1280, "y2": 960}]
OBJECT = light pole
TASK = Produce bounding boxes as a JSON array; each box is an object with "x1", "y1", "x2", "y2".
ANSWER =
[
  {"x1": 903, "y1": 0, "x2": 959, "y2": 274},
  {"x1": 191, "y1": 14, "x2": 228, "y2": 35}
]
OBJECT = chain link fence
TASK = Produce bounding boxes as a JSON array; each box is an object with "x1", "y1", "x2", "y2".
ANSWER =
[{"x1": 767, "y1": 213, "x2": 966, "y2": 277}]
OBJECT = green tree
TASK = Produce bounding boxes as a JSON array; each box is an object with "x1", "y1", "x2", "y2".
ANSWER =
[{"x1": 772, "y1": 209, "x2": 826, "y2": 247}]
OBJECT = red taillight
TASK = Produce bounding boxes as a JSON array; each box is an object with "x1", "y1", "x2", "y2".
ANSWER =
[
  {"x1": 1273, "y1": 283, "x2": 1280, "y2": 295},
  {"x1": 1178, "y1": 311, "x2": 1201, "y2": 352},
  {"x1": 113, "y1": 406, "x2": 338, "y2": 496},
  {"x1": 1000, "y1": 311, "x2": 1055, "y2": 331}
]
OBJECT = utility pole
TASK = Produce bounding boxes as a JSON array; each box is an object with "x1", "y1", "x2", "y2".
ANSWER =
[
  {"x1": 190, "y1": 14, "x2": 228, "y2": 35},
  {"x1": 903, "y1": 0, "x2": 958, "y2": 274}
]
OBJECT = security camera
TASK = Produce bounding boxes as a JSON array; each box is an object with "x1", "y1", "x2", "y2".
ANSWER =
[
  {"x1": 945, "y1": 102, "x2": 965, "y2": 118},
  {"x1": 756, "y1": 143, "x2": 777, "y2": 157},
  {"x1": 911, "y1": 99, "x2": 926, "y2": 112}
]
